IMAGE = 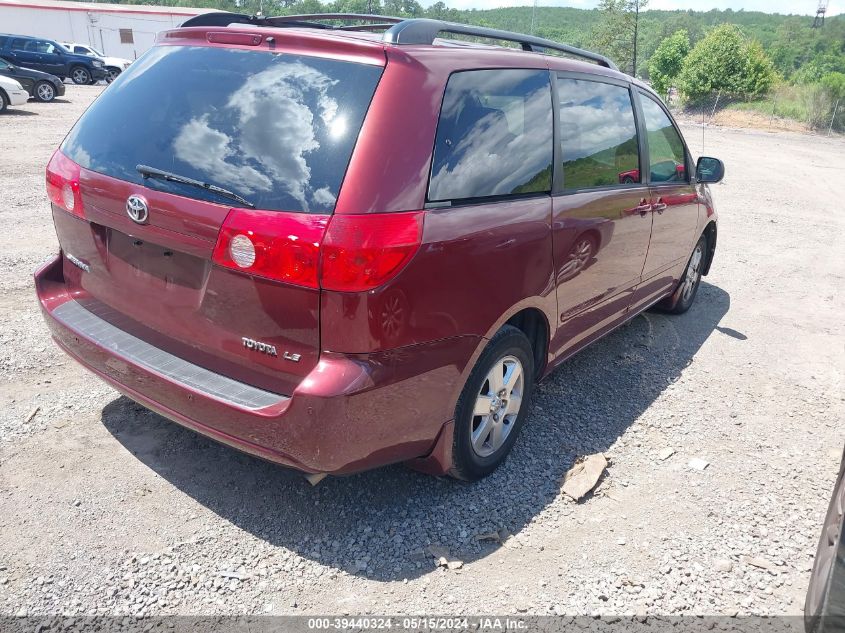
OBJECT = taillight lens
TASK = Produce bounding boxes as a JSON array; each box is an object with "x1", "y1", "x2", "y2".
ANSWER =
[
  {"x1": 212, "y1": 209, "x2": 329, "y2": 288},
  {"x1": 213, "y1": 209, "x2": 424, "y2": 292},
  {"x1": 46, "y1": 150, "x2": 84, "y2": 219},
  {"x1": 321, "y1": 212, "x2": 423, "y2": 292}
]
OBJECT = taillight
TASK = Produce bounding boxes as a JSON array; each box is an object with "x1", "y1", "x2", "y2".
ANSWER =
[
  {"x1": 321, "y1": 212, "x2": 423, "y2": 292},
  {"x1": 46, "y1": 150, "x2": 84, "y2": 219},
  {"x1": 213, "y1": 209, "x2": 424, "y2": 292},
  {"x1": 212, "y1": 209, "x2": 329, "y2": 288}
]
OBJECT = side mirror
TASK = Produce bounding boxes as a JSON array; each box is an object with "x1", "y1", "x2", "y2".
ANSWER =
[{"x1": 696, "y1": 156, "x2": 724, "y2": 184}]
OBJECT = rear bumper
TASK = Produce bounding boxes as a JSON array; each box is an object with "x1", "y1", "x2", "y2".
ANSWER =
[{"x1": 35, "y1": 254, "x2": 477, "y2": 475}]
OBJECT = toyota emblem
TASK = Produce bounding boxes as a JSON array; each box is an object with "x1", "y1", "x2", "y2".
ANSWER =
[{"x1": 126, "y1": 195, "x2": 149, "y2": 224}]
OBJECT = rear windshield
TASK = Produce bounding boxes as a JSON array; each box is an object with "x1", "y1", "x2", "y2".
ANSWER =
[{"x1": 62, "y1": 45, "x2": 383, "y2": 213}]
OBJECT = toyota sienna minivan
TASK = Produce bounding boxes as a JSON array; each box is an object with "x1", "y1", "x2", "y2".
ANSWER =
[{"x1": 35, "y1": 14, "x2": 724, "y2": 481}]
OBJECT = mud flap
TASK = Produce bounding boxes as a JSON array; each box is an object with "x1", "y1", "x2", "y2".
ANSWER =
[{"x1": 405, "y1": 420, "x2": 455, "y2": 476}]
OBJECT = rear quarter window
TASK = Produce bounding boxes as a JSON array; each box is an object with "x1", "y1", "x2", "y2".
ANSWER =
[
  {"x1": 61, "y1": 45, "x2": 383, "y2": 213},
  {"x1": 428, "y1": 69, "x2": 553, "y2": 203}
]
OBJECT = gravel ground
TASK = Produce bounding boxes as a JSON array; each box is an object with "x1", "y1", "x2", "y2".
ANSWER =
[{"x1": 0, "y1": 84, "x2": 843, "y2": 618}]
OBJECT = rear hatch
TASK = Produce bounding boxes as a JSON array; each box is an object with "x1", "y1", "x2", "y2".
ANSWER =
[{"x1": 49, "y1": 35, "x2": 385, "y2": 395}]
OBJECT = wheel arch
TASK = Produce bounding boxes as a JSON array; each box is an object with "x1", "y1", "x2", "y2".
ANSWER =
[
  {"x1": 447, "y1": 300, "x2": 553, "y2": 421},
  {"x1": 504, "y1": 307, "x2": 550, "y2": 381},
  {"x1": 701, "y1": 221, "x2": 717, "y2": 276}
]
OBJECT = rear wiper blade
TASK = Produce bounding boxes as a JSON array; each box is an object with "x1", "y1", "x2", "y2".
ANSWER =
[{"x1": 136, "y1": 164, "x2": 255, "y2": 209}]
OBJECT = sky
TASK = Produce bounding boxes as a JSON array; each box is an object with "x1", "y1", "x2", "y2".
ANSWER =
[{"x1": 421, "y1": 0, "x2": 841, "y2": 16}]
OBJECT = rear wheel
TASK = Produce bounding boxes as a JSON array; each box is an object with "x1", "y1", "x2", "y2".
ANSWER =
[
  {"x1": 665, "y1": 234, "x2": 706, "y2": 314},
  {"x1": 35, "y1": 81, "x2": 56, "y2": 102},
  {"x1": 0, "y1": 90, "x2": 8, "y2": 113},
  {"x1": 71, "y1": 66, "x2": 91, "y2": 85},
  {"x1": 450, "y1": 325, "x2": 535, "y2": 481}
]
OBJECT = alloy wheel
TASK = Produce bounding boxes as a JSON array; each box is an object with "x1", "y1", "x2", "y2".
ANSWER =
[
  {"x1": 72, "y1": 68, "x2": 90, "y2": 84},
  {"x1": 37, "y1": 83, "x2": 55, "y2": 102},
  {"x1": 681, "y1": 243, "x2": 704, "y2": 302},
  {"x1": 470, "y1": 355, "x2": 524, "y2": 458}
]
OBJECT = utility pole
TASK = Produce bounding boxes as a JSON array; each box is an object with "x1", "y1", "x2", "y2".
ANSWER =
[{"x1": 531, "y1": 0, "x2": 537, "y2": 36}]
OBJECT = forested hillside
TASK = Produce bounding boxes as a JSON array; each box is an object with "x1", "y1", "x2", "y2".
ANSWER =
[{"x1": 69, "y1": 0, "x2": 845, "y2": 128}]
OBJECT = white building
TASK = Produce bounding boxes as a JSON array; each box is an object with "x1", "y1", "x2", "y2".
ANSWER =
[{"x1": 0, "y1": 0, "x2": 215, "y2": 60}]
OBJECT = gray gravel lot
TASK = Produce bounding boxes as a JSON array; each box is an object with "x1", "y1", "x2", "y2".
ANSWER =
[{"x1": 0, "y1": 84, "x2": 843, "y2": 618}]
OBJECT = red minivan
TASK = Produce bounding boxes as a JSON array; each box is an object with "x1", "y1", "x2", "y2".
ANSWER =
[{"x1": 35, "y1": 14, "x2": 724, "y2": 481}]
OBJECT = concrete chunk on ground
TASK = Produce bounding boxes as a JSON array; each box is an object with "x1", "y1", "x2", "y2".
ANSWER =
[{"x1": 561, "y1": 453, "x2": 608, "y2": 501}]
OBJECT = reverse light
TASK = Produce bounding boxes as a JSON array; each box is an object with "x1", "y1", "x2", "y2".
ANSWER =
[
  {"x1": 213, "y1": 209, "x2": 329, "y2": 288},
  {"x1": 229, "y1": 234, "x2": 256, "y2": 268},
  {"x1": 46, "y1": 150, "x2": 84, "y2": 219},
  {"x1": 321, "y1": 212, "x2": 424, "y2": 292}
]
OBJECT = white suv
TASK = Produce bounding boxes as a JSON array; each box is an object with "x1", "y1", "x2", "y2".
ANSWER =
[{"x1": 61, "y1": 42, "x2": 132, "y2": 82}]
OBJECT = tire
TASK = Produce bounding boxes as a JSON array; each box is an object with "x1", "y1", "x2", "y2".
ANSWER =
[
  {"x1": 0, "y1": 90, "x2": 7, "y2": 113},
  {"x1": 70, "y1": 66, "x2": 91, "y2": 85},
  {"x1": 622, "y1": 176, "x2": 635, "y2": 184},
  {"x1": 105, "y1": 67, "x2": 121, "y2": 83},
  {"x1": 450, "y1": 325, "x2": 536, "y2": 481},
  {"x1": 664, "y1": 234, "x2": 706, "y2": 314},
  {"x1": 35, "y1": 81, "x2": 56, "y2": 102}
]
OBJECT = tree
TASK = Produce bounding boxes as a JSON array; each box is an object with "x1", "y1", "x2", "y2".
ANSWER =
[
  {"x1": 590, "y1": 0, "x2": 648, "y2": 76},
  {"x1": 677, "y1": 24, "x2": 776, "y2": 102},
  {"x1": 821, "y1": 72, "x2": 845, "y2": 100},
  {"x1": 647, "y1": 29, "x2": 690, "y2": 97}
]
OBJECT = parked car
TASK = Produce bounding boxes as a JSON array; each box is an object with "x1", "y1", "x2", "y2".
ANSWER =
[
  {"x1": 60, "y1": 42, "x2": 132, "y2": 83},
  {"x1": 618, "y1": 162, "x2": 685, "y2": 184},
  {"x1": 805, "y1": 446, "x2": 845, "y2": 633},
  {"x1": 0, "y1": 74, "x2": 28, "y2": 112},
  {"x1": 34, "y1": 14, "x2": 724, "y2": 481},
  {"x1": 0, "y1": 56, "x2": 64, "y2": 102},
  {"x1": 0, "y1": 34, "x2": 107, "y2": 84}
]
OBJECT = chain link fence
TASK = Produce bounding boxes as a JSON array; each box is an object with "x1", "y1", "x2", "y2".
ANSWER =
[{"x1": 665, "y1": 88, "x2": 844, "y2": 136}]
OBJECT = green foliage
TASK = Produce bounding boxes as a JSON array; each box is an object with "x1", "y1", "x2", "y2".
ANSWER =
[
  {"x1": 726, "y1": 81, "x2": 844, "y2": 131},
  {"x1": 677, "y1": 24, "x2": 775, "y2": 102},
  {"x1": 647, "y1": 29, "x2": 689, "y2": 97},
  {"x1": 821, "y1": 72, "x2": 845, "y2": 100},
  {"x1": 743, "y1": 40, "x2": 777, "y2": 97},
  {"x1": 590, "y1": 0, "x2": 648, "y2": 76},
  {"x1": 66, "y1": 0, "x2": 845, "y2": 122}
]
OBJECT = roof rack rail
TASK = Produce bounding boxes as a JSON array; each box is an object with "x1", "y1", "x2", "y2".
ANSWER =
[
  {"x1": 383, "y1": 19, "x2": 618, "y2": 71},
  {"x1": 178, "y1": 13, "x2": 618, "y2": 72},
  {"x1": 180, "y1": 12, "x2": 403, "y2": 30}
]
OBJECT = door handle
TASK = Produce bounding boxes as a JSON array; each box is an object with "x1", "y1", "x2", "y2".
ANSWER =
[
  {"x1": 652, "y1": 198, "x2": 667, "y2": 214},
  {"x1": 633, "y1": 200, "x2": 652, "y2": 217}
]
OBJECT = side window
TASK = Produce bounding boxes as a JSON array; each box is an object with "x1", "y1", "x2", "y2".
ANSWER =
[
  {"x1": 75, "y1": 46, "x2": 88, "y2": 54},
  {"x1": 37, "y1": 41, "x2": 57, "y2": 54},
  {"x1": 557, "y1": 78, "x2": 640, "y2": 191},
  {"x1": 639, "y1": 94, "x2": 687, "y2": 183},
  {"x1": 428, "y1": 69, "x2": 553, "y2": 203},
  {"x1": 0, "y1": 59, "x2": 9, "y2": 70},
  {"x1": 0, "y1": 36, "x2": 8, "y2": 48},
  {"x1": 10, "y1": 39, "x2": 27, "y2": 51}
]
